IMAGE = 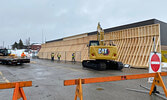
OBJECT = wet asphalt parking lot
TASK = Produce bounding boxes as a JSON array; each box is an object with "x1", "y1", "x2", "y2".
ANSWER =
[{"x1": 0, "y1": 58, "x2": 167, "y2": 100}]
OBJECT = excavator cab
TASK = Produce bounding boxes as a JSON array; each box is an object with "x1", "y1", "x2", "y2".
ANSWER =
[{"x1": 89, "y1": 40, "x2": 99, "y2": 46}]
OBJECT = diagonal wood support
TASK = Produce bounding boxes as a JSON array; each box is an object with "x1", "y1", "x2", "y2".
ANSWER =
[
  {"x1": 149, "y1": 72, "x2": 167, "y2": 97},
  {"x1": 74, "y1": 79, "x2": 83, "y2": 100}
]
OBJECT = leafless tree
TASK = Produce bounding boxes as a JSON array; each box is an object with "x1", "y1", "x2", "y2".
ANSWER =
[{"x1": 25, "y1": 37, "x2": 30, "y2": 46}]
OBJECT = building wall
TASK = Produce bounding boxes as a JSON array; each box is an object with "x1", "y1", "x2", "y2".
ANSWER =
[
  {"x1": 154, "y1": 20, "x2": 167, "y2": 46},
  {"x1": 38, "y1": 24, "x2": 161, "y2": 68},
  {"x1": 38, "y1": 34, "x2": 95, "y2": 61},
  {"x1": 31, "y1": 45, "x2": 41, "y2": 51}
]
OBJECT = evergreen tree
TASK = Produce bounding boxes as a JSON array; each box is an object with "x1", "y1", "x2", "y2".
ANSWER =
[
  {"x1": 12, "y1": 42, "x2": 18, "y2": 50},
  {"x1": 18, "y1": 39, "x2": 24, "y2": 49}
]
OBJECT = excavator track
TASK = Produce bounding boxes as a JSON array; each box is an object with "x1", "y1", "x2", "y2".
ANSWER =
[{"x1": 82, "y1": 60, "x2": 124, "y2": 71}]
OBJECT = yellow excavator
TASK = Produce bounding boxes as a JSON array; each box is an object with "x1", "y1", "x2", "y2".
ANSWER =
[{"x1": 82, "y1": 23, "x2": 124, "y2": 70}]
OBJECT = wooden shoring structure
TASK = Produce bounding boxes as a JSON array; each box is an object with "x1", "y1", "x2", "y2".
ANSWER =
[
  {"x1": 106, "y1": 24, "x2": 161, "y2": 68},
  {"x1": 38, "y1": 24, "x2": 161, "y2": 68}
]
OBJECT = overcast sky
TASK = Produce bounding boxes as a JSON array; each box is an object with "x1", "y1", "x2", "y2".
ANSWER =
[{"x1": 0, "y1": 0, "x2": 167, "y2": 48}]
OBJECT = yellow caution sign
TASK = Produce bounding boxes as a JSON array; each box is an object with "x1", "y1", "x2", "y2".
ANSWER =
[{"x1": 162, "y1": 50, "x2": 167, "y2": 62}]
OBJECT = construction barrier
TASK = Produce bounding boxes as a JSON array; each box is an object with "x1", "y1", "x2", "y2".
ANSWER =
[
  {"x1": 64, "y1": 72, "x2": 167, "y2": 100},
  {"x1": 0, "y1": 81, "x2": 32, "y2": 100}
]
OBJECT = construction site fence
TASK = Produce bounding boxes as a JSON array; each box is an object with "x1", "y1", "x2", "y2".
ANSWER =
[{"x1": 38, "y1": 51, "x2": 82, "y2": 62}]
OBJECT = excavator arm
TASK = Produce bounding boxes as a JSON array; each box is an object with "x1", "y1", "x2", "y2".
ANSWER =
[{"x1": 97, "y1": 22, "x2": 104, "y2": 46}]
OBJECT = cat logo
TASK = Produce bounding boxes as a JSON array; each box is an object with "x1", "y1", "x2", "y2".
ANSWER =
[{"x1": 98, "y1": 48, "x2": 110, "y2": 55}]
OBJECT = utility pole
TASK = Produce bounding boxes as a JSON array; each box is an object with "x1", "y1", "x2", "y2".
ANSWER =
[
  {"x1": 28, "y1": 37, "x2": 30, "y2": 52},
  {"x1": 42, "y1": 26, "x2": 44, "y2": 44},
  {"x1": 3, "y1": 41, "x2": 4, "y2": 49},
  {"x1": 42, "y1": 24, "x2": 45, "y2": 44},
  {"x1": 42, "y1": 31, "x2": 43, "y2": 44},
  {"x1": 28, "y1": 37, "x2": 30, "y2": 48}
]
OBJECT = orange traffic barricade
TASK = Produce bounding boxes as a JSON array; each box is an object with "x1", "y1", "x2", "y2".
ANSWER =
[
  {"x1": 0, "y1": 81, "x2": 32, "y2": 100},
  {"x1": 64, "y1": 72, "x2": 167, "y2": 100}
]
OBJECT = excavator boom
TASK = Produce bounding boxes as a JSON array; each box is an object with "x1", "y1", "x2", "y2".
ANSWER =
[{"x1": 97, "y1": 22, "x2": 104, "y2": 46}]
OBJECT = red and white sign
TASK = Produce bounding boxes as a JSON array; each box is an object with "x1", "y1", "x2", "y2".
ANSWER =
[
  {"x1": 151, "y1": 54, "x2": 161, "y2": 72},
  {"x1": 148, "y1": 52, "x2": 161, "y2": 83}
]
